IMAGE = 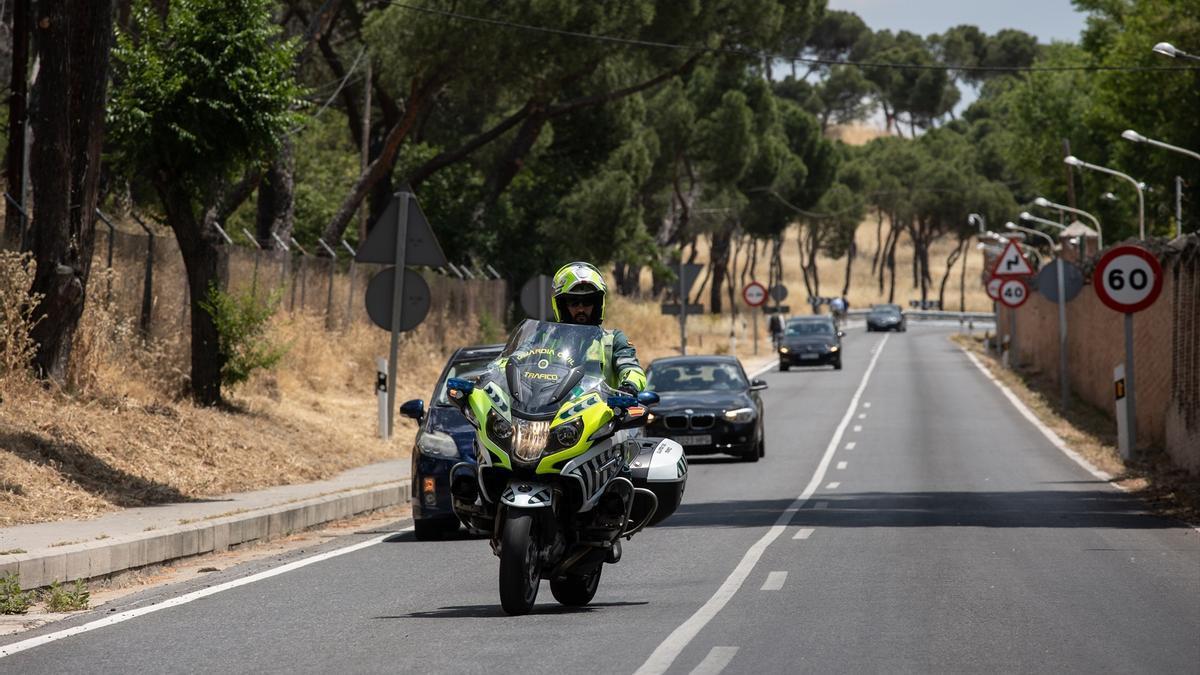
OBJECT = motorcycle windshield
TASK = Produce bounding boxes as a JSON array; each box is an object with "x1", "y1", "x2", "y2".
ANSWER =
[{"x1": 493, "y1": 320, "x2": 606, "y2": 417}]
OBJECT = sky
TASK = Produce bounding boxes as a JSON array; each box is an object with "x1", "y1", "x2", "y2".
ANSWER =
[{"x1": 828, "y1": 0, "x2": 1089, "y2": 45}]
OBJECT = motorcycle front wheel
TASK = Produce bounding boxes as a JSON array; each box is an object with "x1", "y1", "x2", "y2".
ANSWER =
[{"x1": 499, "y1": 511, "x2": 541, "y2": 615}]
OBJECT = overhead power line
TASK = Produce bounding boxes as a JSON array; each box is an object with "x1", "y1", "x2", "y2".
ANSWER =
[{"x1": 387, "y1": 2, "x2": 1200, "y2": 74}]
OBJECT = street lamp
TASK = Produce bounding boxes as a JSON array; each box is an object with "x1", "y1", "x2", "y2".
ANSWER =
[
  {"x1": 1152, "y1": 42, "x2": 1200, "y2": 62},
  {"x1": 1007, "y1": 221, "x2": 1071, "y2": 409},
  {"x1": 1064, "y1": 156, "x2": 1145, "y2": 239},
  {"x1": 1032, "y1": 197, "x2": 1103, "y2": 248},
  {"x1": 1121, "y1": 129, "x2": 1198, "y2": 239}
]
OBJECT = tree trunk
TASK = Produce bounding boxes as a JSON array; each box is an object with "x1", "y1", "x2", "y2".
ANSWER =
[
  {"x1": 3, "y1": 0, "x2": 30, "y2": 250},
  {"x1": 936, "y1": 239, "x2": 963, "y2": 311},
  {"x1": 869, "y1": 208, "x2": 884, "y2": 276},
  {"x1": 885, "y1": 225, "x2": 899, "y2": 303},
  {"x1": 27, "y1": 0, "x2": 115, "y2": 381},
  {"x1": 708, "y1": 229, "x2": 732, "y2": 314},
  {"x1": 841, "y1": 239, "x2": 856, "y2": 297},
  {"x1": 256, "y1": 138, "x2": 296, "y2": 249},
  {"x1": 959, "y1": 238, "x2": 968, "y2": 312},
  {"x1": 160, "y1": 181, "x2": 227, "y2": 406}
]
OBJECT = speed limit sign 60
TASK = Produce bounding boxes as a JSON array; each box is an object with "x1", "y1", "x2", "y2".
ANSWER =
[
  {"x1": 1093, "y1": 245, "x2": 1163, "y2": 314},
  {"x1": 998, "y1": 278, "x2": 1028, "y2": 308}
]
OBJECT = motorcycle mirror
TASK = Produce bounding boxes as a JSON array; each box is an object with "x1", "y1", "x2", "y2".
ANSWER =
[
  {"x1": 636, "y1": 391, "x2": 660, "y2": 406},
  {"x1": 606, "y1": 394, "x2": 637, "y2": 409}
]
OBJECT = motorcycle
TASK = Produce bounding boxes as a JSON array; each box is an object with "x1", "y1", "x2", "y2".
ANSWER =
[{"x1": 444, "y1": 319, "x2": 687, "y2": 615}]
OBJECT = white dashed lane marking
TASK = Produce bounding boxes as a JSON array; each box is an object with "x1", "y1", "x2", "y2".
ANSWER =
[
  {"x1": 863, "y1": 402, "x2": 872, "y2": 408},
  {"x1": 845, "y1": 442, "x2": 856, "y2": 450},
  {"x1": 853, "y1": 425, "x2": 862, "y2": 432},
  {"x1": 826, "y1": 482, "x2": 841, "y2": 489},
  {"x1": 857, "y1": 413, "x2": 867, "y2": 419},
  {"x1": 836, "y1": 461, "x2": 848, "y2": 470},
  {"x1": 793, "y1": 528, "x2": 815, "y2": 540},
  {"x1": 690, "y1": 647, "x2": 739, "y2": 675},
  {"x1": 761, "y1": 571, "x2": 788, "y2": 591}
]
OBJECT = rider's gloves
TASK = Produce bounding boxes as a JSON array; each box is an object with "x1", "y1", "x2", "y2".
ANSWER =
[{"x1": 618, "y1": 381, "x2": 639, "y2": 396}]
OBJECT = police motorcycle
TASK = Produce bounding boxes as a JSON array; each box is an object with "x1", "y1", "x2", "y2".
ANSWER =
[{"x1": 444, "y1": 320, "x2": 687, "y2": 615}]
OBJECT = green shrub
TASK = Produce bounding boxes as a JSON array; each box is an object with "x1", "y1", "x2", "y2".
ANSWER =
[
  {"x1": 199, "y1": 284, "x2": 289, "y2": 390},
  {"x1": 43, "y1": 579, "x2": 90, "y2": 612},
  {"x1": 0, "y1": 573, "x2": 34, "y2": 614},
  {"x1": 478, "y1": 309, "x2": 503, "y2": 344}
]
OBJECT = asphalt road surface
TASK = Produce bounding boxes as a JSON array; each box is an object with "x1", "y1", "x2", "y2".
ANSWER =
[{"x1": 3, "y1": 326, "x2": 1198, "y2": 674}]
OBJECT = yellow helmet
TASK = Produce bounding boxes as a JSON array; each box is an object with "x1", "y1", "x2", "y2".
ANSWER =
[{"x1": 551, "y1": 262, "x2": 607, "y2": 324}]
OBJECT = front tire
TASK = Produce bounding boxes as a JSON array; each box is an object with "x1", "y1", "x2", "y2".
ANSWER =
[
  {"x1": 550, "y1": 566, "x2": 602, "y2": 606},
  {"x1": 499, "y1": 512, "x2": 541, "y2": 615},
  {"x1": 833, "y1": 357, "x2": 843, "y2": 371},
  {"x1": 779, "y1": 360, "x2": 790, "y2": 372}
]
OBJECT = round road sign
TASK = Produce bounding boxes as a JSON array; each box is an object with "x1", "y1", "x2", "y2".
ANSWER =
[
  {"x1": 986, "y1": 277, "x2": 1002, "y2": 301},
  {"x1": 742, "y1": 281, "x2": 767, "y2": 307},
  {"x1": 998, "y1": 278, "x2": 1029, "y2": 308},
  {"x1": 1093, "y1": 245, "x2": 1163, "y2": 314},
  {"x1": 768, "y1": 284, "x2": 788, "y2": 302}
]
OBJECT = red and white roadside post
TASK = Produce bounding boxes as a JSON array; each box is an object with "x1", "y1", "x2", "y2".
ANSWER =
[{"x1": 1093, "y1": 245, "x2": 1163, "y2": 458}]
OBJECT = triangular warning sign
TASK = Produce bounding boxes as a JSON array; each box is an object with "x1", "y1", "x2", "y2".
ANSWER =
[
  {"x1": 990, "y1": 240, "x2": 1034, "y2": 277},
  {"x1": 355, "y1": 186, "x2": 448, "y2": 267}
]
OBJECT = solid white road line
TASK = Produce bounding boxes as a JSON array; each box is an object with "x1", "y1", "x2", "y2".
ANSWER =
[
  {"x1": 813, "y1": 501, "x2": 829, "y2": 510},
  {"x1": 689, "y1": 647, "x2": 739, "y2": 675},
  {"x1": 826, "y1": 482, "x2": 841, "y2": 489},
  {"x1": 635, "y1": 334, "x2": 890, "y2": 675},
  {"x1": 761, "y1": 571, "x2": 788, "y2": 591},
  {"x1": 793, "y1": 528, "x2": 815, "y2": 540},
  {"x1": 0, "y1": 531, "x2": 403, "y2": 659},
  {"x1": 844, "y1": 442, "x2": 856, "y2": 450},
  {"x1": 836, "y1": 461, "x2": 848, "y2": 470}
]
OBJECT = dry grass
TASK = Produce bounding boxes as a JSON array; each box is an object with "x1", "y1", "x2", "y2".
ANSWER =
[{"x1": 953, "y1": 333, "x2": 1200, "y2": 526}]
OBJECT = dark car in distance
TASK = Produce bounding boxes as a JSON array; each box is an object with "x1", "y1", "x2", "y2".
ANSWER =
[
  {"x1": 866, "y1": 304, "x2": 907, "y2": 332},
  {"x1": 643, "y1": 356, "x2": 767, "y2": 462},
  {"x1": 400, "y1": 343, "x2": 503, "y2": 540},
  {"x1": 778, "y1": 316, "x2": 844, "y2": 371}
]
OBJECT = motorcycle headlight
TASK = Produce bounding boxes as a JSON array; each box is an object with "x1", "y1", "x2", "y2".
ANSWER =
[
  {"x1": 723, "y1": 407, "x2": 755, "y2": 424},
  {"x1": 549, "y1": 418, "x2": 583, "y2": 451},
  {"x1": 511, "y1": 418, "x2": 550, "y2": 463},
  {"x1": 417, "y1": 430, "x2": 459, "y2": 458},
  {"x1": 487, "y1": 410, "x2": 513, "y2": 450}
]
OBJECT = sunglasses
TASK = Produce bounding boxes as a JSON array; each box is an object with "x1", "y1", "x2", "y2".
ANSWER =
[{"x1": 566, "y1": 299, "x2": 596, "y2": 308}]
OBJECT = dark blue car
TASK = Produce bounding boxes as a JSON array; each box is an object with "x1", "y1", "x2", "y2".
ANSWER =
[{"x1": 400, "y1": 343, "x2": 504, "y2": 540}]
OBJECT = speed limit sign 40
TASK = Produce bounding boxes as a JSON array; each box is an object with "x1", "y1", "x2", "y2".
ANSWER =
[
  {"x1": 998, "y1": 278, "x2": 1028, "y2": 308},
  {"x1": 1093, "y1": 245, "x2": 1163, "y2": 314}
]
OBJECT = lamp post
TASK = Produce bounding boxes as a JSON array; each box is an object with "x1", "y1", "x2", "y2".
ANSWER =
[
  {"x1": 1033, "y1": 197, "x2": 1103, "y2": 249},
  {"x1": 1007, "y1": 221, "x2": 1070, "y2": 408},
  {"x1": 1121, "y1": 129, "x2": 1198, "y2": 238},
  {"x1": 1152, "y1": 42, "x2": 1200, "y2": 62},
  {"x1": 1064, "y1": 156, "x2": 1145, "y2": 239}
]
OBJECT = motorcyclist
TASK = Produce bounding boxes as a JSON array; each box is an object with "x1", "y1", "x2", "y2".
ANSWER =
[{"x1": 550, "y1": 262, "x2": 647, "y2": 397}]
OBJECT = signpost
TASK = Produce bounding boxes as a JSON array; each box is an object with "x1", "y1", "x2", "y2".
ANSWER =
[
  {"x1": 357, "y1": 187, "x2": 447, "y2": 439},
  {"x1": 1093, "y1": 244, "x2": 1164, "y2": 458},
  {"x1": 743, "y1": 281, "x2": 767, "y2": 355},
  {"x1": 661, "y1": 260, "x2": 703, "y2": 354}
]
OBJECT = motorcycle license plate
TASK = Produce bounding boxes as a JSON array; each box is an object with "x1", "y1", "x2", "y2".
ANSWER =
[
  {"x1": 677, "y1": 435, "x2": 711, "y2": 446},
  {"x1": 800, "y1": 353, "x2": 820, "y2": 360}
]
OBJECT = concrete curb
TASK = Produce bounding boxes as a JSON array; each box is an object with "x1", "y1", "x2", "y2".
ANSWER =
[{"x1": 0, "y1": 480, "x2": 409, "y2": 591}]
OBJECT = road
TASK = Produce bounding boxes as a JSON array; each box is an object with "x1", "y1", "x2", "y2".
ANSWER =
[{"x1": 2, "y1": 326, "x2": 1198, "y2": 674}]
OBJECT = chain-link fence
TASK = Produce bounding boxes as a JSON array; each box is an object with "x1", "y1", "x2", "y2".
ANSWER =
[{"x1": 92, "y1": 221, "x2": 509, "y2": 354}]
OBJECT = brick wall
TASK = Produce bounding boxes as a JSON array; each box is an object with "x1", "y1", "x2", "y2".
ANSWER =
[{"x1": 997, "y1": 236, "x2": 1200, "y2": 473}]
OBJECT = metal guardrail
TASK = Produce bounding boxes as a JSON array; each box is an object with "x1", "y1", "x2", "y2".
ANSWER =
[{"x1": 845, "y1": 308, "x2": 995, "y2": 323}]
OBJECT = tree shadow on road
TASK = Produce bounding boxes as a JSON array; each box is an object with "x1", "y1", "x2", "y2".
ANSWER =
[{"x1": 658, "y1": 489, "x2": 1184, "y2": 530}]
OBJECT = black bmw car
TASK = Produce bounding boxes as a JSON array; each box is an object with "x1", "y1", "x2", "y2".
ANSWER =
[
  {"x1": 866, "y1": 304, "x2": 907, "y2": 332},
  {"x1": 778, "y1": 316, "x2": 844, "y2": 371},
  {"x1": 643, "y1": 356, "x2": 767, "y2": 462},
  {"x1": 400, "y1": 343, "x2": 503, "y2": 540}
]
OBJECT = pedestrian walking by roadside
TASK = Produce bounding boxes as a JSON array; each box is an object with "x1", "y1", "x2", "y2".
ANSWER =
[{"x1": 768, "y1": 312, "x2": 783, "y2": 349}]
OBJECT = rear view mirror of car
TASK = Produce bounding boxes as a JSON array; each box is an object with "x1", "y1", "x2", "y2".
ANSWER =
[
  {"x1": 750, "y1": 379, "x2": 768, "y2": 391},
  {"x1": 837, "y1": 330, "x2": 845, "y2": 338},
  {"x1": 400, "y1": 399, "x2": 425, "y2": 421}
]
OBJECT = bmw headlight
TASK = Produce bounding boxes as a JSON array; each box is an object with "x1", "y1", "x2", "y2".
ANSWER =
[
  {"x1": 417, "y1": 430, "x2": 459, "y2": 458},
  {"x1": 778, "y1": 346, "x2": 790, "y2": 354},
  {"x1": 486, "y1": 410, "x2": 513, "y2": 450},
  {"x1": 723, "y1": 407, "x2": 755, "y2": 423},
  {"x1": 549, "y1": 418, "x2": 583, "y2": 450},
  {"x1": 829, "y1": 345, "x2": 839, "y2": 353}
]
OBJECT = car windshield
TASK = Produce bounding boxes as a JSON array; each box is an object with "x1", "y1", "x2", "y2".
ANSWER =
[
  {"x1": 870, "y1": 306, "x2": 900, "y2": 316},
  {"x1": 484, "y1": 319, "x2": 606, "y2": 416},
  {"x1": 434, "y1": 357, "x2": 496, "y2": 406},
  {"x1": 647, "y1": 362, "x2": 746, "y2": 392},
  {"x1": 785, "y1": 321, "x2": 834, "y2": 336}
]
